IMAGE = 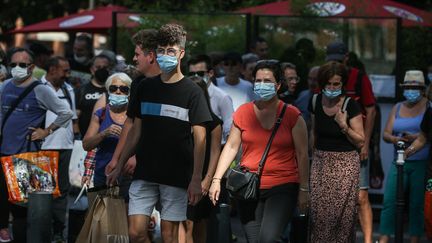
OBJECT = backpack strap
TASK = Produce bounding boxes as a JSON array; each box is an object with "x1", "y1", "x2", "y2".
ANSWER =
[
  {"x1": 312, "y1": 93, "x2": 318, "y2": 113},
  {"x1": 342, "y1": 96, "x2": 351, "y2": 113},
  {"x1": 60, "y1": 84, "x2": 73, "y2": 109}
]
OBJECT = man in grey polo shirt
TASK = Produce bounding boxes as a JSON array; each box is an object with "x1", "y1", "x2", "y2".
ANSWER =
[{"x1": 41, "y1": 56, "x2": 77, "y2": 242}]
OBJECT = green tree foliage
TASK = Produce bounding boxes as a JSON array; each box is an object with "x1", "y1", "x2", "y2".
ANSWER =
[
  {"x1": 0, "y1": 0, "x2": 84, "y2": 33},
  {"x1": 400, "y1": 27, "x2": 432, "y2": 73}
]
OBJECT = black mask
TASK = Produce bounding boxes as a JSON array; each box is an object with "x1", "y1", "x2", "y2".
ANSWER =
[{"x1": 94, "y1": 68, "x2": 110, "y2": 84}]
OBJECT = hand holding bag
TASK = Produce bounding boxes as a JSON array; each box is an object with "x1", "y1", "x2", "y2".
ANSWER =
[
  {"x1": 76, "y1": 186, "x2": 129, "y2": 243},
  {"x1": 0, "y1": 81, "x2": 61, "y2": 204},
  {"x1": 226, "y1": 104, "x2": 287, "y2": 201}
]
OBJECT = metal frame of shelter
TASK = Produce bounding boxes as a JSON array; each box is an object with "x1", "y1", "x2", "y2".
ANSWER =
[{"x1": 111, "y1": 11, "x2": 401, "y2": 101}]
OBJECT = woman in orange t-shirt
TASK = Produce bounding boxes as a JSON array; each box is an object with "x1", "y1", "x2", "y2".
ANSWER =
[{"x1": 209, "y1": 60, "x2": 309, "y2": 243}]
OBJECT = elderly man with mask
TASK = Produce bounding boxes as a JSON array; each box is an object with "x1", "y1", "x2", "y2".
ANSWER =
[
  {"x1": 0, "y1": 48, "x2": 73, "y2": 243},
  {"x1": 68, "y1": 34, "x2": 94, "y2": 88}
]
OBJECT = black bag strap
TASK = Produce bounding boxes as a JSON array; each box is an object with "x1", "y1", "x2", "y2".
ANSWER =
[
  {"x1": 60, "y1": 84, "x2": 73, "y2": 109},
  {"x1": 312, "y1": 93, "x2": 318, "y2": 113},
  {"x1": 256, "y1": 103, "x2": 287, "y2": 177},
  {"x1": 342, "y1": 96, "x2": 351, "y2": 113},
  {"x1": 1, "y1": 81, "x2": 41, "y2": 133}
]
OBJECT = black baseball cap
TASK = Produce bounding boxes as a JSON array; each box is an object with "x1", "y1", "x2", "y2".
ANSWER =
[{"x1": 325, "y1": 41, "x2": 347, "y2": 62}]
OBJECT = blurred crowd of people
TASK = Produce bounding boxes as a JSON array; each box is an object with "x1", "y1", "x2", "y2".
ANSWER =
[{"x1": 0, "y1": 22, "x2": 431, "y2": 243}]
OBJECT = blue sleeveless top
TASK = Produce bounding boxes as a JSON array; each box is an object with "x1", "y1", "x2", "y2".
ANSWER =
[
  {"x1": 93, "y1": 106, "x2": 123, "y2": 186},
  {"x1": 393, "y1": 102, "x2": 430, "y2": 161}
]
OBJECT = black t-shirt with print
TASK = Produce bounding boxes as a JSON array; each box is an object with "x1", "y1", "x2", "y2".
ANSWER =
[
  {"x1": 308, "y1": 94, "x2": 361, "y2": 152},
  {"x1": 132, "y1": 75, "x2": 213, "y2": 188},
  {"x1": 75, "y1": 82, "x2": 107, "y2": 136}
]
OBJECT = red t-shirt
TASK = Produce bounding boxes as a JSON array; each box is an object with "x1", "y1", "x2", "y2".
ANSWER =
[
  {"x1": 345, "y1": 68, "x2": 376, "y2": 113},
  {"x1": 233, "y1": 101, "x2": 300, "y2": 189}
]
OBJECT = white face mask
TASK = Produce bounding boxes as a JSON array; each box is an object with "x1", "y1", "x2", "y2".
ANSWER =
[
  {"x1": 203, "y1": 75, "x2": 210, "y2": 84},
  {"x1": 74, "y1": 54, "x2": 88, "y2": 64},
  {"x1": 11, "y1": 66, "x2": 29, "y2": 80},
  {"x1": 0, "y1": 65, "x2": 7, "y2": 76}
]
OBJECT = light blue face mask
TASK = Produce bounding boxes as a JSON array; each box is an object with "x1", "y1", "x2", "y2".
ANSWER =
[
  {"x1": 322, "y1": 88, "x2": 342, "y2": 99},
  {"x1": 109, "y1": 94, "x2": 128, "y2": 107},
  {"x1": 254, "y1": 82, "x2": 276, "y2": 101},
  {"x1": 427, "y1": 73, "x2": 432, "y2": 81},
  {"x1": 403, "y1": 89, "x2": 422, "y2": 103},
  {"x1": 156, "y1": 55, "x2": 178, "y2": 73}
]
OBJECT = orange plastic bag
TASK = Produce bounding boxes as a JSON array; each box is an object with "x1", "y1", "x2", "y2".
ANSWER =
[{"x1": 1, "y1": 151, "x2": 60, "y2": 204}]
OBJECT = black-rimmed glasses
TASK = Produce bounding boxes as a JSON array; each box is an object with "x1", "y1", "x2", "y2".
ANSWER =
[{"x1": 156, "y1": 48, "x2": 181, "y2": 57}]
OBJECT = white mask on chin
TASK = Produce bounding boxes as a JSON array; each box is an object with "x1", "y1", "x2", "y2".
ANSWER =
[
  {"x1": 0, "y1": 65, "x2": 7, "y2": 77},
  {"x1": 74, "y1": 54, "x2": 89, "y2": 64}
]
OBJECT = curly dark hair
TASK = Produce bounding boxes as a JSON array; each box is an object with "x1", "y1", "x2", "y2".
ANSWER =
[
  {"x1": 252, "y1": 60, "x2": 283, "y2": 84},
  {"x1": 132, "y1": 29, "x2": 158, "y2": 53},
  {"x1": 317, "y1": 61, "x2": 348, "y2": 89},
  {"x1": 157, "y1": 23, "x2": 187, "y2": 49}
]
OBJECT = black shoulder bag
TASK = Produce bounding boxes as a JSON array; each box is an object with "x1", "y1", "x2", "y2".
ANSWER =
[{"x1": 226, "y1": 103, "x2": 287, "y2": 201}]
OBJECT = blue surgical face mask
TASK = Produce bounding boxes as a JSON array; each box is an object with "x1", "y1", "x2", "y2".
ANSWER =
[
  {"x1": 322, "y1": 88, "x2": 342, "y2": 99},
  {"x1": 403, "y1": 89, "x2": 422, "y2": 103},
  {"x1": 109, "y1": 94, "x2": 128, "y2": 107},
  {"x1": 156, "y1": 55, "x2": 178, "y2": 73},
  {"x1": 254, "y1": 82, "x2": 276, "y2": 101}
]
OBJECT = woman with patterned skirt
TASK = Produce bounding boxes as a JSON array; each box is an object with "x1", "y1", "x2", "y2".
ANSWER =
[{"x1": 308, "y1": 61, "x2": 365, "y2": 243}]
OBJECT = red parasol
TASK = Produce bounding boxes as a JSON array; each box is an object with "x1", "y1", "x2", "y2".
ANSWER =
[
  {"x1": 10, "y1": 5, "x2": 140, "y2": 33},
  {"x1": 237, "y1": 0, "x2": 432, "y2": 27}
]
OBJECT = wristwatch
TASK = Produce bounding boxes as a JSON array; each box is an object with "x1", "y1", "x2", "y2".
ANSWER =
[{"x1": 47, "y1": 128, "x2": 54, "y2": 135}]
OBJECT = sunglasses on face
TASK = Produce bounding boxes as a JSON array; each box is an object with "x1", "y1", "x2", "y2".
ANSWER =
[
  {"x1": 189, "y1": 71, "x2": 206, "y2": 77},
  {"x1": 109, "y1": 85, "x2": 130, "y2": 94},
  {"x1": 9, "y1": 62, "x2": 31, "y2": 68}
]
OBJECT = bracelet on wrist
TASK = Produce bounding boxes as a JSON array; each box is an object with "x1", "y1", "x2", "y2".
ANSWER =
[
  {"x1": 212, "y1": 178, "x2": 221, "y2": 184},
  {"x1": 299, "y1": 187, "x2": 310, "y2": 192},
  {"x1": 407, "y1": 146, "x2": 415, "y2": 154},
  {"x1": 341, "y1": 126, "x2": 349, "y2": 134},
  {"x1": 212, "y1": 177, "x2": 221, "y2": 181}
]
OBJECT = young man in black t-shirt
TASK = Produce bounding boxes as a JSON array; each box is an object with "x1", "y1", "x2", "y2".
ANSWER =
[
  {"x1": 108, "y1": 24, "x2": 212, "y2": 243},
  {"x1": 103, "y1": 29, "x2": 161, "y2": 181},
  {"x1": 75, "y1": 54, "x2": 111, "y2": 137}
]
